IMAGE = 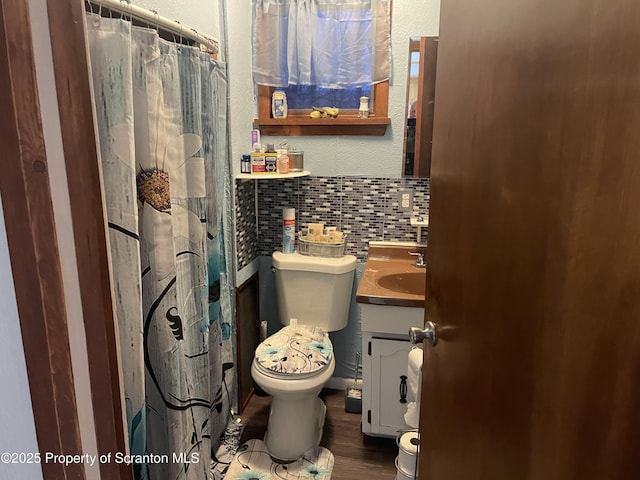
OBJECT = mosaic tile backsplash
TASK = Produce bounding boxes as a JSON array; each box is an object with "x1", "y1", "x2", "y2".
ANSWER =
[
  {"x1": 235, "y1": 176, "x2": 430, "y2": 268},
  {"x1": 235, "y1": 179, "x2": 258, "y2": 270}
]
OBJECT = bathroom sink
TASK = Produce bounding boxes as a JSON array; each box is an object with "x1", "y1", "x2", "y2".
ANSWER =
[
  {"x1": 356, "y1": 241, "x2": 427, "y2": 307},
  {"x1": 376, "y1": 272, "x2": 425, "y2": 296}
]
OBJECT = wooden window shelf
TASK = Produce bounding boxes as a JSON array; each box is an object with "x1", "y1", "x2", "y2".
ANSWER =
[
  {"x1": 256, "y1": 83, "x2": 390, "y2": 136},
  {"x1": 253, "y1": 117, "x2": 390, "y2": 136}
]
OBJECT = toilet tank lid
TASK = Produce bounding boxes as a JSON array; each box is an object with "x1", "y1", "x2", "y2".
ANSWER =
[{"x1": 272, "y1": 252, "x2": 356, "y2": 274}]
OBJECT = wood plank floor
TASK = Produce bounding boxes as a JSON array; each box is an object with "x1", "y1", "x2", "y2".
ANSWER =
[{"x1": 239, "y1": 389, "x2": 399, "y2": 479}]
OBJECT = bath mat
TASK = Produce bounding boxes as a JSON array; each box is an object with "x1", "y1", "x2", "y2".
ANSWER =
[
  {"x1": 225, "y1": 439, "x2": 334, "y2": 480},
  {"x1": 210, "y1": 417, "x2": 247, "y2": 480}
]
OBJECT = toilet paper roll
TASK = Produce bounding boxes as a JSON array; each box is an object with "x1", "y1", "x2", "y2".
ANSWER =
[
  {"x1": 398, "y1": 431, "x2": 420, "y2": 455},
  {"x1": 395, "y1": 457, "x2": 415, "y2": 480},
  {"x1": 396, "y1": 431, "x2": 420, "y2": 476},
  {"x1": 407, "y1": 347, "x2": 423, "y2": 402},
  {"x1": 404, "y1": 402, "x2": 419, "y2": 428}
]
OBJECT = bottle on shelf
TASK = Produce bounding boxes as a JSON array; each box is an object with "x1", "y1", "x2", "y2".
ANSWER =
[
  {"x1": 358, "y1": 96, "x2": 370, "y2": 118},
  {"x1": 265, "y1": 143, "x2": 278, "y2": 173},
  {"x1": 278, "y1": 150, "x2": 290, "y2": 174},
  {"x1": 241, "y1": 154, "x2": 251, "y2": 174},
  {"x1": 272, "y1": 89, "x2": 288, "y2": 119}
]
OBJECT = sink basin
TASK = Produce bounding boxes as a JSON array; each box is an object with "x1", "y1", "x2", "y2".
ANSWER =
[
  {"x1": 356, "y1": 241, "x2": 427, "y2": 307},
  {"x1": 376, "y1": 271, "x2": 426, "y2": 296}
]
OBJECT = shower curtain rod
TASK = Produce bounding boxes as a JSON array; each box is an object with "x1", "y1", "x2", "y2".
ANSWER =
[{"x1": 86, "y1": 0, "x2": 219, "y2": 54}]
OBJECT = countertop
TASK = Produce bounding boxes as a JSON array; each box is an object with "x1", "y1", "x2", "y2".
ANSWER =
[{"x1": 355, "y1": 243, "x2": 427, "y2": 308}]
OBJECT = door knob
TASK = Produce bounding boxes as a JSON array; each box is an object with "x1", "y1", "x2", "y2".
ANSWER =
[{"x1": 409, "y1": 321, "x2": 437, "y2": 346}]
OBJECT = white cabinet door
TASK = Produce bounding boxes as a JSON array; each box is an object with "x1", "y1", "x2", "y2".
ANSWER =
[{"x1": 370, "y1": 337, "x2": 414, "y2": 436}]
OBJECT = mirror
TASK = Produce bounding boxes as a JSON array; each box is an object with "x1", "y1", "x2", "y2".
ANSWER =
[{"x1": 403, "y1": 36, "x2": 439, "y2": 177}]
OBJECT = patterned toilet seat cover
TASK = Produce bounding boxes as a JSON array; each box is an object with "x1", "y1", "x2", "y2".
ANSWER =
[{"x1": 255, "y1": 324, "x2": 333, "y2": 377}]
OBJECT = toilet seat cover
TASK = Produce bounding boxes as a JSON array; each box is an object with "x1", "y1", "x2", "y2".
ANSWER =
[{"x1": 255, "y1": 324, "x2": 333, "y2": 377}]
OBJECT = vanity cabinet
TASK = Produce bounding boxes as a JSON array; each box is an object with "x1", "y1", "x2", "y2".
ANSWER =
[{"x1": 361, "y1": 304, "x2": 424, "y2": 437}]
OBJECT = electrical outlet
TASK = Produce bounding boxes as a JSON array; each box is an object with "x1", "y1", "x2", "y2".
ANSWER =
[{"x1": 399, "y1": 189, "x2": 413, "y2": 211}]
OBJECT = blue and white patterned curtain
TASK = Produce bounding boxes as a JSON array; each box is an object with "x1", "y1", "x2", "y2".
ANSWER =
[{"x1": 86, "y1": 15, "x2": 235, "y2": 480}]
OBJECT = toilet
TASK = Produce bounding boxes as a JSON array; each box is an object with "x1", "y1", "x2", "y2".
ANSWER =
[{"x1": 251, "y1": 251, "x2": 357, "y2": 462}]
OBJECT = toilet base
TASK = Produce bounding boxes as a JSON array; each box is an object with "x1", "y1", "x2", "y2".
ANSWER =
[{"x1": 264, "y1": 395, "x2": 327, "y2": 462}]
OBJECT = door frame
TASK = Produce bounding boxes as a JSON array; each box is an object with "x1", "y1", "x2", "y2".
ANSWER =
[{"x1": 0, "y1": 1, "x2": 129, "y2": 478}]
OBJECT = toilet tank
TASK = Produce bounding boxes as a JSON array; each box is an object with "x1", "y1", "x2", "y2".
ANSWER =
[{"x1": 272, "y1": 252, "x2": 357, "y2": 331}]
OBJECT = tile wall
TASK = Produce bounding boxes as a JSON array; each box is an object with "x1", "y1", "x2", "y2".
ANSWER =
[
  {"x1": 235, "y1": 179, "x2": 258, "y2": 270},
  {"x1": 235, "y1": 176, "x2": 430, "y2": 269}
]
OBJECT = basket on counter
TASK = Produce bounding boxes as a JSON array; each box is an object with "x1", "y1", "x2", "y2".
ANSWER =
[{"x1": 297, "y1": 232, "x2": 346, "y2": 258}]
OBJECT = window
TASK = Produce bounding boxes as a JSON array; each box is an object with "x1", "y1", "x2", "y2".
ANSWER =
[
  {"x1": 282, "y1": 85, "x2": 371, "y2": 110},
  {"x1": 252, "y1": 0, "x2": 392, "y2": 136}
]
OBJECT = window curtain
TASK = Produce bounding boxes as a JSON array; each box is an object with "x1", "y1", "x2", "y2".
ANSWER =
[
  {"x1": 86, "y1": 15, "x2": 235, "y2": 480},
  {"x1": 252, "y1": 0, "x2": 391, "y2": 88}
]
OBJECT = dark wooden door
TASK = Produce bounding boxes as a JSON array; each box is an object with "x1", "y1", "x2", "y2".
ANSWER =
[{"x1": 419, "y1": 0, "x2": 640, "y2": 478}]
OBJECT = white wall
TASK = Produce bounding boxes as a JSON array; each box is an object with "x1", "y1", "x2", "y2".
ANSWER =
[
  {"x1": 0, "y1": 198, "x2": 43, "y2": 480},
  {"x1": 134, "y1": 0, "x2": 221, "y2": 40}
]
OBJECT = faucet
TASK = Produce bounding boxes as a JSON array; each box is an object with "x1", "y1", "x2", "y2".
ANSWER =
[{"x1": 408, "y1": 252, "x2": 426, "y2": 268}]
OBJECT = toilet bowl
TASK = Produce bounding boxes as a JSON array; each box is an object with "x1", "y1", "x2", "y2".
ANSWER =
[
  {"x1": 251, "y1": 323, "x2": 336, "y2": 462},
  {"x1": 251, "y1": 252, "x2": 356, "y2": 462}
]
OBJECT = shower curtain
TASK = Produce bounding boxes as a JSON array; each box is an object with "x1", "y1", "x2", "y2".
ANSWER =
[{"x1": 86, "y1": 15, "x2": 235, "y2": 480}]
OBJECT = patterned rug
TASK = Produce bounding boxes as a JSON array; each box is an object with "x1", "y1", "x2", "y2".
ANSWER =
[{"x1": 225, "y1": 439, "x2": 334, "y2": 480}]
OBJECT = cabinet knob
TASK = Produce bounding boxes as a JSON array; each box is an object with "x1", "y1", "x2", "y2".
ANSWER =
[{"x1": 409, "y1": 321, "x2": 437, "y2": 347}]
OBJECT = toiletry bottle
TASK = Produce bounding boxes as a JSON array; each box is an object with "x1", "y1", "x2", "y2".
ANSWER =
[
  {"x1": 272, "y1": 89, "x2": 288, "y2": 119},
  {"x1": 282, "y1": 208, "x2": 295, "y2": 254},
  {"x1": 265, "y1": 144, "x2": 278, "y2": 173},
  {"x1": 241, "y1": 154, "x2": 251, "y2": 174},
  {"x1": 251, "y1": 144, "x2": 265, "y2": 173},
  {"x1": 278, "y1": 150, "x2": 289, "y2": 174},
  {"x1": 251, "y1": 129, "x2": 261, "y2": 149},
  {"x1": 358, "y1": 96, "x2": 370, "y2": 118}
]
